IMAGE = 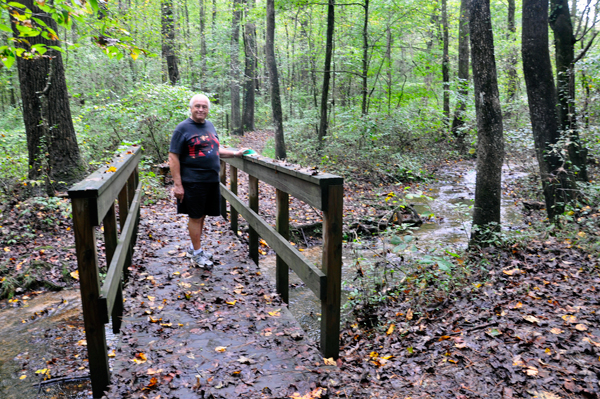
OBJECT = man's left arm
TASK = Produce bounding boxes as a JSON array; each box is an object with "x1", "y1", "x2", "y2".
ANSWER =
[{"x1": 219, "y1": 147, "x2": 248, "y2": 158}]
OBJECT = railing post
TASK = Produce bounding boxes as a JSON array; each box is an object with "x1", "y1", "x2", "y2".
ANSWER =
[
  {"x1": 103, "y1": 203, "x2": 122, "y2": 333},
  {"x1": 276, "y1": 189, "x2": 289, "y2": 304},
  {"x1": 220, "y1": 160, "x2": 228, "y2": 219},
  {"x1": 321, "y1": 184, "x2": 343, "y2": 359},
  {"x1": 72, "y1": 197, "x2": 110, "y2": 398},
  {"x1": 248, "y1": 175, "x2": 259, "y2": 265},
  {"x1": 230, "y1": 166, "x2": 238, "y2": 234}
]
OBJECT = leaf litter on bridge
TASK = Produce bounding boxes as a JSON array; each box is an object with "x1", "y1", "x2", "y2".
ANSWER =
[{"x1": 102, "y1": 198, "x2": 336, "y2": 398}]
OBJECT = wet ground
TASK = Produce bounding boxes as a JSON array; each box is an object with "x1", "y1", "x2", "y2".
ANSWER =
[{"x1": 259, "y1": 161, "x2": 530, "y2": 341}]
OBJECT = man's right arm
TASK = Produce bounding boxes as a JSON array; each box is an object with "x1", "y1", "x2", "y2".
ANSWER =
[{"x1": 169, "y1": 152, "x2": 184, "y2": 202}]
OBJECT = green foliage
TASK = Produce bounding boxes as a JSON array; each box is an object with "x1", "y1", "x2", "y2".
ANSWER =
[{"x1": 75, "y1": 83, "x2": 204, "y2": 164}]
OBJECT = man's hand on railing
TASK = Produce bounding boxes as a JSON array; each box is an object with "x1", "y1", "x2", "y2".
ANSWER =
[{"x1": 219, "y1": 147, "x2": 251, "y2": 158}]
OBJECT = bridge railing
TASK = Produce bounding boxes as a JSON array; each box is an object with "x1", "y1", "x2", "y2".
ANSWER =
[
  {"x1": 68, "y1": 145, "x2": 142, "y2": 398},
  {"x1": 220, "y1": 153, "x2": 343, "y2": 358}
]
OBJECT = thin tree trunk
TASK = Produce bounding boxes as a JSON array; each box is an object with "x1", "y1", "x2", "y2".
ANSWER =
[
  {"x1": 199, "y1": 0, "x2": 207, "y2": 90},
  {"x1": 522, "y1": 0, "x2": 577, "y2": 220},
  {"x1": 361, "y1": 0, "x2": 369, "y2": 115},
  {"x1": 242, "y1": 0, "x2": 256, "y2": 132},
  {"x1": 386, "y1": 26, "x2": 393, "y2": 115},
  {"x1": 161, "y1": 0, "x2": 180, "y2": 85},
  {"x1": 230, "y1": 0, "x2": 242, "y2": 135},
  {"x1": 469, "y1": 0, "x2": 505, "y2": 244},
  {"x1": 318, "y1": 0, "x2": 335, "y2": 141},
  {"x1": 451, "y1": 0, "x2": 469, "y2": 139},
  {"x1": 11, "y1": 0, "x2": 84, "y2": 193},
  {"x1": 505, "y1": 0, "x2": 519, "y2": 104},
  {"x1": 266, "y1": 0, "x2": 286, "y2": 159},
  {"x1": 441, "y1": 0, "x2": 450, "y2": 127},
  {"x1": 550, "y1": 0, "x2": 588, "y2": 181}
]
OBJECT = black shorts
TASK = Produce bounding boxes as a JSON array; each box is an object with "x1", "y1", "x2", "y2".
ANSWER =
[{"x1": 176, "y1": 182, "x2": 221, "y2": 219}]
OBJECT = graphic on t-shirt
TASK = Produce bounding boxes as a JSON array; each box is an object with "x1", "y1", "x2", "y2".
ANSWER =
[{"x1": 188, "y1": 133, "x2": 219, "y2": 158}]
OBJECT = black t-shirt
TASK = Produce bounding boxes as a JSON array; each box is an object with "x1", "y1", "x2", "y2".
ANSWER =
[{"x1": 169, "y1": 118, "x2": 220, "y2": 183}]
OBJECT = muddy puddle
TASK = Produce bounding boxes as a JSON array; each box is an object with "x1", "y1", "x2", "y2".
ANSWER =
[
  {"x1": 259, "y1": 162, "x2": 529, "y2": 341},
  {"x1": 0, "y1": 290, "x2": 118, "y2": 398}
]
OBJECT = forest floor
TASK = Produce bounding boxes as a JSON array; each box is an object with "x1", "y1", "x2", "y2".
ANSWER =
[{"x1": 0, "y1": 131, "x2": 599, "y2": 398}]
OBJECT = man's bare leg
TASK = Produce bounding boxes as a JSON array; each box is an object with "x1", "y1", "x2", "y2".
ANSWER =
[{"x1": 188, "y1": 216, "x2": 205, "y2": 251}]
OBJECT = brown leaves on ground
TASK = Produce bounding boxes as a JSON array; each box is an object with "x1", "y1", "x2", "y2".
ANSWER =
[{"x1": 331, "y1": 238, "x2": 600, "y2": 398}]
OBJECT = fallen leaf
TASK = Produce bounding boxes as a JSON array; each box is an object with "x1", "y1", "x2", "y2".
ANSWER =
[
  {"x1": 562, "y1": 315, "x2": 577, "y2": 323},
  {"x1": 525, "y1": 366, "x2": 538, "y2": 376},
  {"x1": 237, "y1": 356, "x2": 255, "y2": 365},
  {"x1": 528, "y1": 391, "x2": 561, "y2": 399},
  {"x1": 406, "y1": 309, "x2": 413, "y2": 321},
  {"x1": 550, "y1": 328, "x2": 563, "y2": 334},
  {"x1": 268, "y1": 309, "x2": 281, "y2": 317},
  {"x1": 323, "y1": 357, "x2": 336, "y2": 366},
  {"x1": 215, "y1": 346, "x2": 227, "y2": 352},
  {"x1": 70, "y1": 270, "x2": 79, "y2": 280},
  {"x1": 523, "y1": 315, "x2": 541, "y2": 324},
  {"x1": 226, "y1": 300, "x2": 237, "y2": 306},
  {"x1": 575, "y1": 324, "x2": 587, "y2": 331},
  {"x1": 386, "y1": 324, "x2": 395, "y2": 335}
]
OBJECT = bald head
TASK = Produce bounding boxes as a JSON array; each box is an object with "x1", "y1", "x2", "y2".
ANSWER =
[{"x1": 189, "y1": 94, "x2": 211, "y2": 109}]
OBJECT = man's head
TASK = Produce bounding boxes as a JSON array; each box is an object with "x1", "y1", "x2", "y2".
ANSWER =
[{"x1": 189, "y1": 94, "x2": 211, "y2": 123}]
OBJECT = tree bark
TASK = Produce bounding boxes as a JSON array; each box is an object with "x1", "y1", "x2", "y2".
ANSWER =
[
  {"x1": 12, "y1": 0, "x2": 85, "y2": 194},
  {"x1": 318, "y1": 0, "x2": 335, "y2": 142},
  {"x1": 451, "y1": 0, "x2": 469, "y2": 139},
  {"x1": 441, "y1": 0, "x2": 450, "y2": 127},
  {"x1": 161, "y1": 0, "x2": 180, "y2": 85},
  {"x1": 266, "y1": 0, "x2": 286, "y2": 159},
  {"x1": 361, "y1": 0, "x2": 369, "y2": 115},
  {"x1": 242, "y1": 0, "x2": 257, "y2": 132},
  {"x1": 230, "y1": 0, "x2": 243, "y2": 135},
  {"x1": 469, "y1": 0, "x2": 505, "y2": 244},
  {"x1": 522, "y1": 0, "x2": 577, "y2": 220},
  {"x1": 550, "y1": 0, "x2": 588, "y2": 181}
]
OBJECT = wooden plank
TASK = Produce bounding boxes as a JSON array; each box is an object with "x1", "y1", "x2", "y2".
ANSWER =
[
  {"x1": 101, "y1": 183, "x2": 142, "y2": 317},
  {"x1": 320, "y1": 184, "x2": 343, "y2": 359},
  {"x1": 224, "y1": 151, "x2": 342, "y2": 187},
  {"x1": 230, "y1": 166, "x2": 238, "y2": 234},
  {"x1": 220, "y1": 161, "x2": 227, "y2": 219},
  {"x1": 276, "y1": 189, "x2": 289, "y2": 304},
  {"x1": 68, "y1": 146, "x2": 142, "y2": 226},
  {"x1": 221, "y1": 185, "x2": 326, "y2": 299},
  {"x1": 248, "y1": 175, "x2": 259, "y2": 265},
  {"x1": 71, "y1": 197, "x2": 110, "y2": 398}
]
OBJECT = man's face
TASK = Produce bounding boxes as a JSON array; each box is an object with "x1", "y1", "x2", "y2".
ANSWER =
[{"x1": 190, "y1": 98, "x2": 209, "y2": 123}]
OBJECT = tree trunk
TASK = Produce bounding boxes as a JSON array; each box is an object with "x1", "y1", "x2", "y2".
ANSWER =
[
  {"x1": 318, "y1": 0, "x2": 335, "y2": 142},
  {"x1": 451, "y1": 0, "x2": 469, "y2": 139},
  {"x1": 242, "y1": 0, "x2": 257, "y2": 132},
  {"x1": 199, "y1": 0, "x2": 207, "y2": 90},
  {"x1": 550, "y1": 0, "x2": 588, "y2": 181},
  {"x1": 266, "y1": 0, "x2": 286, "y2": 159},
  {"x1": 505, "y1": 0, "x2": 519, "y2": 104},
  {"x1": 469, "y1": 0, "x2": 504, "y2": 244},
  {"x1": 161, "y1": 0, "x2": 179, "y2": 85},
  {"x1": 441, "y1": 0, "x2": 450, "y2": 127},
  {"x1": 386, "y1": 26, "x2": 393, "y2": 115},
  {"x1": 360, "y1": 0, "x2": 369, "y2": 115},
  {"x1": 11, "y1": 0, "x2": 85, "y2": 194},
  {"x1": 522, "y1": 0, "x2": 577, "y2": 220},
  {"x1": 230, "y1": 0, "x2": 242, "y2": 135}
]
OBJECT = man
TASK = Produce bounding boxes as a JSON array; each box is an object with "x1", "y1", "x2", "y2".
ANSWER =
[{"x1": 169, "y1": 94, "x2": 247, "y2": 268}]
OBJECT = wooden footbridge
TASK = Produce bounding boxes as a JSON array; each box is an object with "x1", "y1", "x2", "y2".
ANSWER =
[{"x1": 68, "y1": 146, "x2": 343, "y2": 397}]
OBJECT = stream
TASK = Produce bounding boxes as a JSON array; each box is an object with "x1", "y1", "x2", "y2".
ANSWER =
[{"x1": 259, "y1": 162, "x2": 528, "y2": 341}]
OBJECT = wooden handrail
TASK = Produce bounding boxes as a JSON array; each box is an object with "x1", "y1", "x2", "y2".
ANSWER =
[
  {"x1": 220, "y1": 153, "x2": 343, "y2": 358},
  {"x1": 68, "y1": 145, "x2": 143, "y2": 398}
]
